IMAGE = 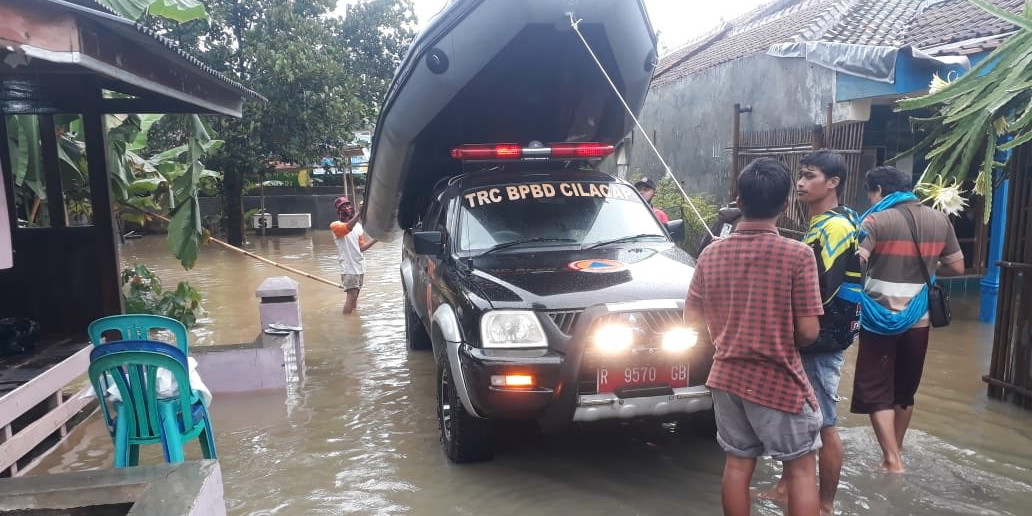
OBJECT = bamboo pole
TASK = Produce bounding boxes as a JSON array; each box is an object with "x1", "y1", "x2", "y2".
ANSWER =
[{"x1": 120, "y1": 203, "x2": 343, "y2": 289}]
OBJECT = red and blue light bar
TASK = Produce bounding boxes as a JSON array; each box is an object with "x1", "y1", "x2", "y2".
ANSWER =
[{"x1": 450, "y1": 142, "x2": 615, "y2": 161}]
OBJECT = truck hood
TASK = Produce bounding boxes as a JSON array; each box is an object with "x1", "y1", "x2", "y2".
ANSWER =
[{"x1": 466, "y1": 244, "x2": 695, "y2": 310}]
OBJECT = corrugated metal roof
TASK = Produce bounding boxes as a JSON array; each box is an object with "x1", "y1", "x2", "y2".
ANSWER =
[{"x1": 57, "y1": 0, "x2": 263, "y2": 100}]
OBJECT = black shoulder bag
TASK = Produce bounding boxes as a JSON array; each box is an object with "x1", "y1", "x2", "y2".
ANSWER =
[{"x1": 899, "y1": 205, "x2": 952, "y2": 327}]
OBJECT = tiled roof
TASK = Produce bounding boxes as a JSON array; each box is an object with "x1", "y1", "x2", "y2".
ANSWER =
[
  {"x1": 653, "y1": 0, "x2": 842, "y2": 85},
  {"x1": 904, "y1": 0, "x2": 1024, "y2": 51},
  {"x1": 652, "y1": 0, "x2": 1023, "y2": 83},
  {"x1": 823, "y1": 0, "x2": 921, "y2": 46}
]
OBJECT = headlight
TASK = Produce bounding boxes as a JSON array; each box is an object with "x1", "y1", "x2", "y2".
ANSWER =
[
  {"x1": 480, "y1": 310, "x2": 547, "y2": 348},
  {"x1": 662, "y1": 327, "x2": 698, "y2": 352},
  {"x1": 594, "y1": 323, "x2": 635, "y2": 353}
]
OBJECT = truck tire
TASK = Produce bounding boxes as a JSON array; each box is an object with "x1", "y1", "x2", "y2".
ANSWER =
[
  {"x1": 405, "y1": 300, "x2": 432, "y2": 351},
  {"x1": 437, "y1": 359, "x2": 494, "y2": 462}
]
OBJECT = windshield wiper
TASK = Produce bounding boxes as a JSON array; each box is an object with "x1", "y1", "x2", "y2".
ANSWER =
[
  {"x1": 480, "y1": 238, "x2": 576, "y2": 256},
  {"x1": 584, "y1": 233, "x2": 666, "y2": 249}
]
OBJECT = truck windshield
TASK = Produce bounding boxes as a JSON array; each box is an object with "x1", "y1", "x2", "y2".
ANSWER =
[{"x1": 455, "y1": 181, "x2": 666, "y2": 254}]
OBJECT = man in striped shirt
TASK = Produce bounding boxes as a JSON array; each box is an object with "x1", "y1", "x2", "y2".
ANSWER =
[{"x1": 852, "y1": 166, "x2": 964, "y2": 473}]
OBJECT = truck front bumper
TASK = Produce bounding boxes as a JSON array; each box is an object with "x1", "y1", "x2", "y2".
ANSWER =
[{"x1": 452, "y1": 300, "x2": 713, "y2": 426}]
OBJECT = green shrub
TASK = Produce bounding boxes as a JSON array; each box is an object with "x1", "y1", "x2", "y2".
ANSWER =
[
  {"x1": 636, "y1": 175, "x2": 720, "y2": 253},
  {"x1": 120, "y1": 264, "x2": 204, "y2": 328}
]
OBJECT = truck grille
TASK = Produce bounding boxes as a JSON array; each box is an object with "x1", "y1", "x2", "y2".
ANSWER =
[
  {"x1": 545, "y1": 310, "x2": 581, "y2": 336},
  {"x1": 547, "y1": 309, "x2": 684, "y2": 337}
]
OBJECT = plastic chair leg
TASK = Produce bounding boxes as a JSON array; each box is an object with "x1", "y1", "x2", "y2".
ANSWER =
[
  {"x1": 113, "y1": 413, "x2": 129, "y2": 468},
  {"x1": 128, "y1": 444, "x2": 141, "y2": 467},
  {"x1": 199, "y1": 416, "x2": 217, "y2": 459},
  {"x1": 159, "y1": 404, "x2": 185, "y2": 464}
]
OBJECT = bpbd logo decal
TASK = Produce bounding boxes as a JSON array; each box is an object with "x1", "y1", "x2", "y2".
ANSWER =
[{"x1": 567, "y1": 259, "x2": 626, "y2": 273}]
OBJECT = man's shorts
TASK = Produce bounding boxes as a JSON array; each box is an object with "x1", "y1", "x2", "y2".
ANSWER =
[
  {"x1": 340, "y1": 274, "x2": 364, "y2": 291},
  {"x1": 802, "y1": 351, "x2": 845, "y2": 427},
  {"x1": 711, "y1": 388, "x2": 822, "y2": 462},
  {"x1": 851, "y1": 327, "x2": 930, "y2": 414}
]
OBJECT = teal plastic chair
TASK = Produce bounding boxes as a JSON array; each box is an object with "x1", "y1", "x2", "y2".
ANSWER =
[
  {"x1": 88, "y1": 314, "x2": 196, "y2": 405},
  {"x1": 88, "y1": 340, "x2": 216, "y2": 467},
  {"x1": 88, "y1": 314, "x2": 190, "y2": 355}
]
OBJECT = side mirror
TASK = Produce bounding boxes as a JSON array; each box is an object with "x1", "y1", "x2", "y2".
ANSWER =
[
  {"x1": 412, "y1": 231, "x2": 444, "y2": 256},
  {"x1": 665, "y1": 219, "x2": 685, "y2": 242}
]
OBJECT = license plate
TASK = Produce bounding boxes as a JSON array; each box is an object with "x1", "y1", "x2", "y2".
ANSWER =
[{"x1": 596, "y1": 364, "x2": 689, "y2": 393}]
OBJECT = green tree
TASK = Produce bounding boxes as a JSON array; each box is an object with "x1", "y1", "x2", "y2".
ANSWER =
[{"x1": 150, "y1": 0, "x2": 415, "y2": 245}]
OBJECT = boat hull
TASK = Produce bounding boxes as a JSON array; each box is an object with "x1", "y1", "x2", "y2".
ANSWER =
[{"x1": 365, "y1": 0, "x2": 657, "y2": 239}]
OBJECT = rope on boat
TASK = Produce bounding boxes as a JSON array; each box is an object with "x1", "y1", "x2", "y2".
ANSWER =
[
  {"x1": 118, "y1": 203, "x2": 344, "y2": 290},
  {"x1": 568, "y1": 14, "x2": 715, "y2": 239}
]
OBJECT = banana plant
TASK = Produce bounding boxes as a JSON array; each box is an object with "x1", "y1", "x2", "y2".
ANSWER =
[
  {"x1": 4, "y1": 112, "x2": 221, "y2": 268},
  {"x1": 96, "y1": 0, "x2": 208, "y2": 22},
  {"x1": 896, "y1": 0, "x2": 1032, "y2": 222}
]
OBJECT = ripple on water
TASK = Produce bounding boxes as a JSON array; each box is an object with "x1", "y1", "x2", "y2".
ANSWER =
[{"x1": 40, "y1": 234, "x2": 1025, "y2": 516}]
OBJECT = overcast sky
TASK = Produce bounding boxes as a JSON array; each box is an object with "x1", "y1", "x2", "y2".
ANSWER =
[{"x1": 336, "y1": 0, "x2": 769, "y2": 54}]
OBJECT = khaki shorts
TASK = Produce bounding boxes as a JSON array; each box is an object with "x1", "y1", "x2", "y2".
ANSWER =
[
  {"x1": 340, "y1": 274, "x2": 364, "y2": 291},
  {"x1": 711, "y1": 388, "x2": 822, "y2": 462}
]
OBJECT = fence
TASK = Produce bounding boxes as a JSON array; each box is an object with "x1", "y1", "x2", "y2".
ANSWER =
[
  {"x1": 0, "y1": 346, "x2": 93, "y2": 476},
  {"x1": 985, "y1": 142, "x2": 1032, "y2": 408},
  {"x1": 730, "y1": 105, "x2": 865, "y2": 234}
]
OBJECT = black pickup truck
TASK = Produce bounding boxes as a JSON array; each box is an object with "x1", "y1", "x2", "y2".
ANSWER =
[{"x1": 401, "y1": 143, "x2": 714, "y2": 462}]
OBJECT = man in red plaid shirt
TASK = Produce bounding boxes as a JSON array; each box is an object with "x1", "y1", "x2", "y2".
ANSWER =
[{"x1": 685, "y1": 158, "x2": 824, "y2": 516}]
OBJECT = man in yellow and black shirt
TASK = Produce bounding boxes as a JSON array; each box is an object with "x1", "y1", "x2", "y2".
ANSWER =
[{"x1": 761, "y1": 150, "x2": 861, "y2": 516}]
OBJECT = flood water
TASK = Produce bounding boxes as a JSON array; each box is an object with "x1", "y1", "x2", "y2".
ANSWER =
[{"x1": 32, "y1": 232, "x2": 1032, "y2": 515}]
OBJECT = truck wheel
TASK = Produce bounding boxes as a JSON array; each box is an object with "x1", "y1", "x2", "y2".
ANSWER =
[
  {"x1": 405, "y1": 300, "x2": 432, "y2": 351},
  {"x1": 437, "y1": 360, "x2": 494, "y2": 462}
]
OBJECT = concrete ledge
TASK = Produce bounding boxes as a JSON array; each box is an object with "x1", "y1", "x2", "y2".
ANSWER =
[
  {"x1": 0, "y1": 460, "x2": 225, "y2": 516},
  {"x1": 193, "y1": 332, "x2": 300, "y2": 394}
]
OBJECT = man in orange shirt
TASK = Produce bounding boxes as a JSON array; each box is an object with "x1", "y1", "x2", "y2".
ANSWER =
[{"x1": 330, "y1": 196, "x2": 376, "y2": 314}]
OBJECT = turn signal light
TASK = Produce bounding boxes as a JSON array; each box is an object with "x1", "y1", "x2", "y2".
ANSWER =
[{"x1": 491, "y1": 374, "x2": 535, "y2": 387}]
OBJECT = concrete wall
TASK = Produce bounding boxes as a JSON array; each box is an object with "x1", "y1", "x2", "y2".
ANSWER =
[
  {"x1": 618, "y1": 53, "x2": 837, "y2": 201},
  {"x1": 199, "y1": 194, "x2": 357, "y2": 233}
]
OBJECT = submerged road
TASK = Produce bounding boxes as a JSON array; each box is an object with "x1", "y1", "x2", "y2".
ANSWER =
[{"x1": 34, "y1": 233, "x2": 1032, "y2": 515}]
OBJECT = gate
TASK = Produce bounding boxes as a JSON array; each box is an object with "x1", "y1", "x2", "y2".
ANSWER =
[
  {"x1": 730, "y1": 105, "x2": 865, "y2": 234},
  {"x1": 985, "y1": 142, "x2": 1032, "y2": 408}
]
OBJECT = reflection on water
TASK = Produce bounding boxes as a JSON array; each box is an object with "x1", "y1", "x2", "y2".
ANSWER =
[{"x1": 31, "y1": 233, "x2": 1032, "y2": 515}]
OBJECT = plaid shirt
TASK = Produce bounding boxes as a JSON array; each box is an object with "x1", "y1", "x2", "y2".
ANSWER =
[{"x1": 685, "y1": 221, "x2": 823, "y2": 413}]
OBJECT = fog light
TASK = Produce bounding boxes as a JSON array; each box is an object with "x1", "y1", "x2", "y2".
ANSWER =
[
  {"x1": 594, "y1": 324, "x2": 635, "y2": 353},
  {"x1": 662, "y1": 327, "x2": 698, "y2": 352},
  {"x1": 491, "y1": 374, "x2": 535, "y2": 387}
]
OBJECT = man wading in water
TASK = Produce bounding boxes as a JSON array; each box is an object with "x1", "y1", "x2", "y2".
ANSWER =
[
  {"x1": 685, "y1": 158, "x2": 823, "y2": 516},
  {"x1": 330, "y1": 196, "x2": 376, "y2": 315},
  {"x1": 760, "y1": 150, "x2": 862, "y2": 515},
  {"x1": 851, "y1": 166, "x2": 963, "y2": 473}
]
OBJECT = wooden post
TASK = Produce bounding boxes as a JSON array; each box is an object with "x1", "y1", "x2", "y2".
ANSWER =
[
  {"x1": 38, "y1": 115, "x2": 67, "y2": 227},
  {"x1": 0, "y1": 114, "x2": 19, "y2": 229},
  {"x1": 48, "y1": 391, "x2": 68, "y2": 437},
  {"x1": 824, "y1": 102, "x2": 834, "y2": 148},
  {"x1": 730, "y1": 103, "x2": 741, "y2": 200},
  {"x1": 82, "y1": 104, "x2": 124, "y2": 317}
]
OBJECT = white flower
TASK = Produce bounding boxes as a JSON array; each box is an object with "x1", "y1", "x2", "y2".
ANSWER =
[
  {"x1": 928, "y1": 73, "x2": 950, "y2": 95},
  {"x1": 917, "y1": 177, "x2": 968, "y2": 216}
]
